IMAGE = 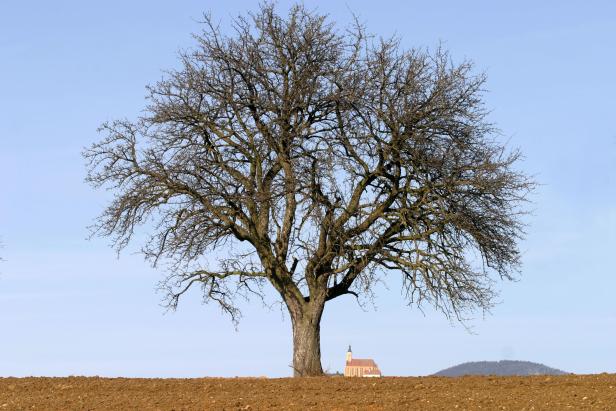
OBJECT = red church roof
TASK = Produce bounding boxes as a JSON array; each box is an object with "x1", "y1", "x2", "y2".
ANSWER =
[{"x1": 346, "y1": 358, "x2": 378, "y2": 368}]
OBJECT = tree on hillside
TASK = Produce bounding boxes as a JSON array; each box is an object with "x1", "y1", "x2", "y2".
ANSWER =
[{"x1": 85, "y1": 3, "x2": 534, "y2": 376}]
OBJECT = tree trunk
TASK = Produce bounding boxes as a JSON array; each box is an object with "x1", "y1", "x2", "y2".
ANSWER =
[{"x1": 290, "y1": 303, "x2": 325, "y2": 377}]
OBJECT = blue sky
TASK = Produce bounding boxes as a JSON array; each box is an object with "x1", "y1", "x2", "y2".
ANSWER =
[{"x1": 1, "y1": 0, "x2": 614, "y2": 377}]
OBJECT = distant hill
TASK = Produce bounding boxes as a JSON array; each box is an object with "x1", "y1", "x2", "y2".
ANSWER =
[{"x1": 433, "y1": 360, "x2": 567, "y2": 377}]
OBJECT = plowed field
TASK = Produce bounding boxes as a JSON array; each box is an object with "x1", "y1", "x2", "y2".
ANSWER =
[{"x1": 1, "y1": 374, "x2": 615, "y2": 410}]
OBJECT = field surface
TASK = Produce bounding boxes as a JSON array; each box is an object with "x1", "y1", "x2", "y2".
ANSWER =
[{"x1": 1, "y1": 374, "x2": 615, "y2": 410}]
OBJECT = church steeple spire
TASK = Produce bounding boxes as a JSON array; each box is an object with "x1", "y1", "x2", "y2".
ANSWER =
[{"x1": 346, "y1": 345, "x2": 352, "y2": 363}]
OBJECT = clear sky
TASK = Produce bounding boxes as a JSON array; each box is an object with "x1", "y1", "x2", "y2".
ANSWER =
[{"x1": 1, "y1": 0, "x2": 614, "y2": 377}]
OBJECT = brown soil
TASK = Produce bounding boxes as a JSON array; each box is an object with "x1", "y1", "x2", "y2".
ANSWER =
[{"x1": 1, "y1": 374, "x2": 615, "y2": 410}]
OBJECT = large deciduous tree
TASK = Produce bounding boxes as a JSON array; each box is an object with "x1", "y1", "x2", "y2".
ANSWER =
[{"x1": 85, "y1": 3, "x2": 534, "y2": 376}]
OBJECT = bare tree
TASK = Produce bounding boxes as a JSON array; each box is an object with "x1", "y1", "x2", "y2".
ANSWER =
[{"x1": 85, "y1": 3, "x2": 534, "y2": 376}]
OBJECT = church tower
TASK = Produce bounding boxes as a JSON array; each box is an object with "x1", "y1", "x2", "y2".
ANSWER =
[{"x1": 346, "y1": 345, "x2": 352, "y2": 363}]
